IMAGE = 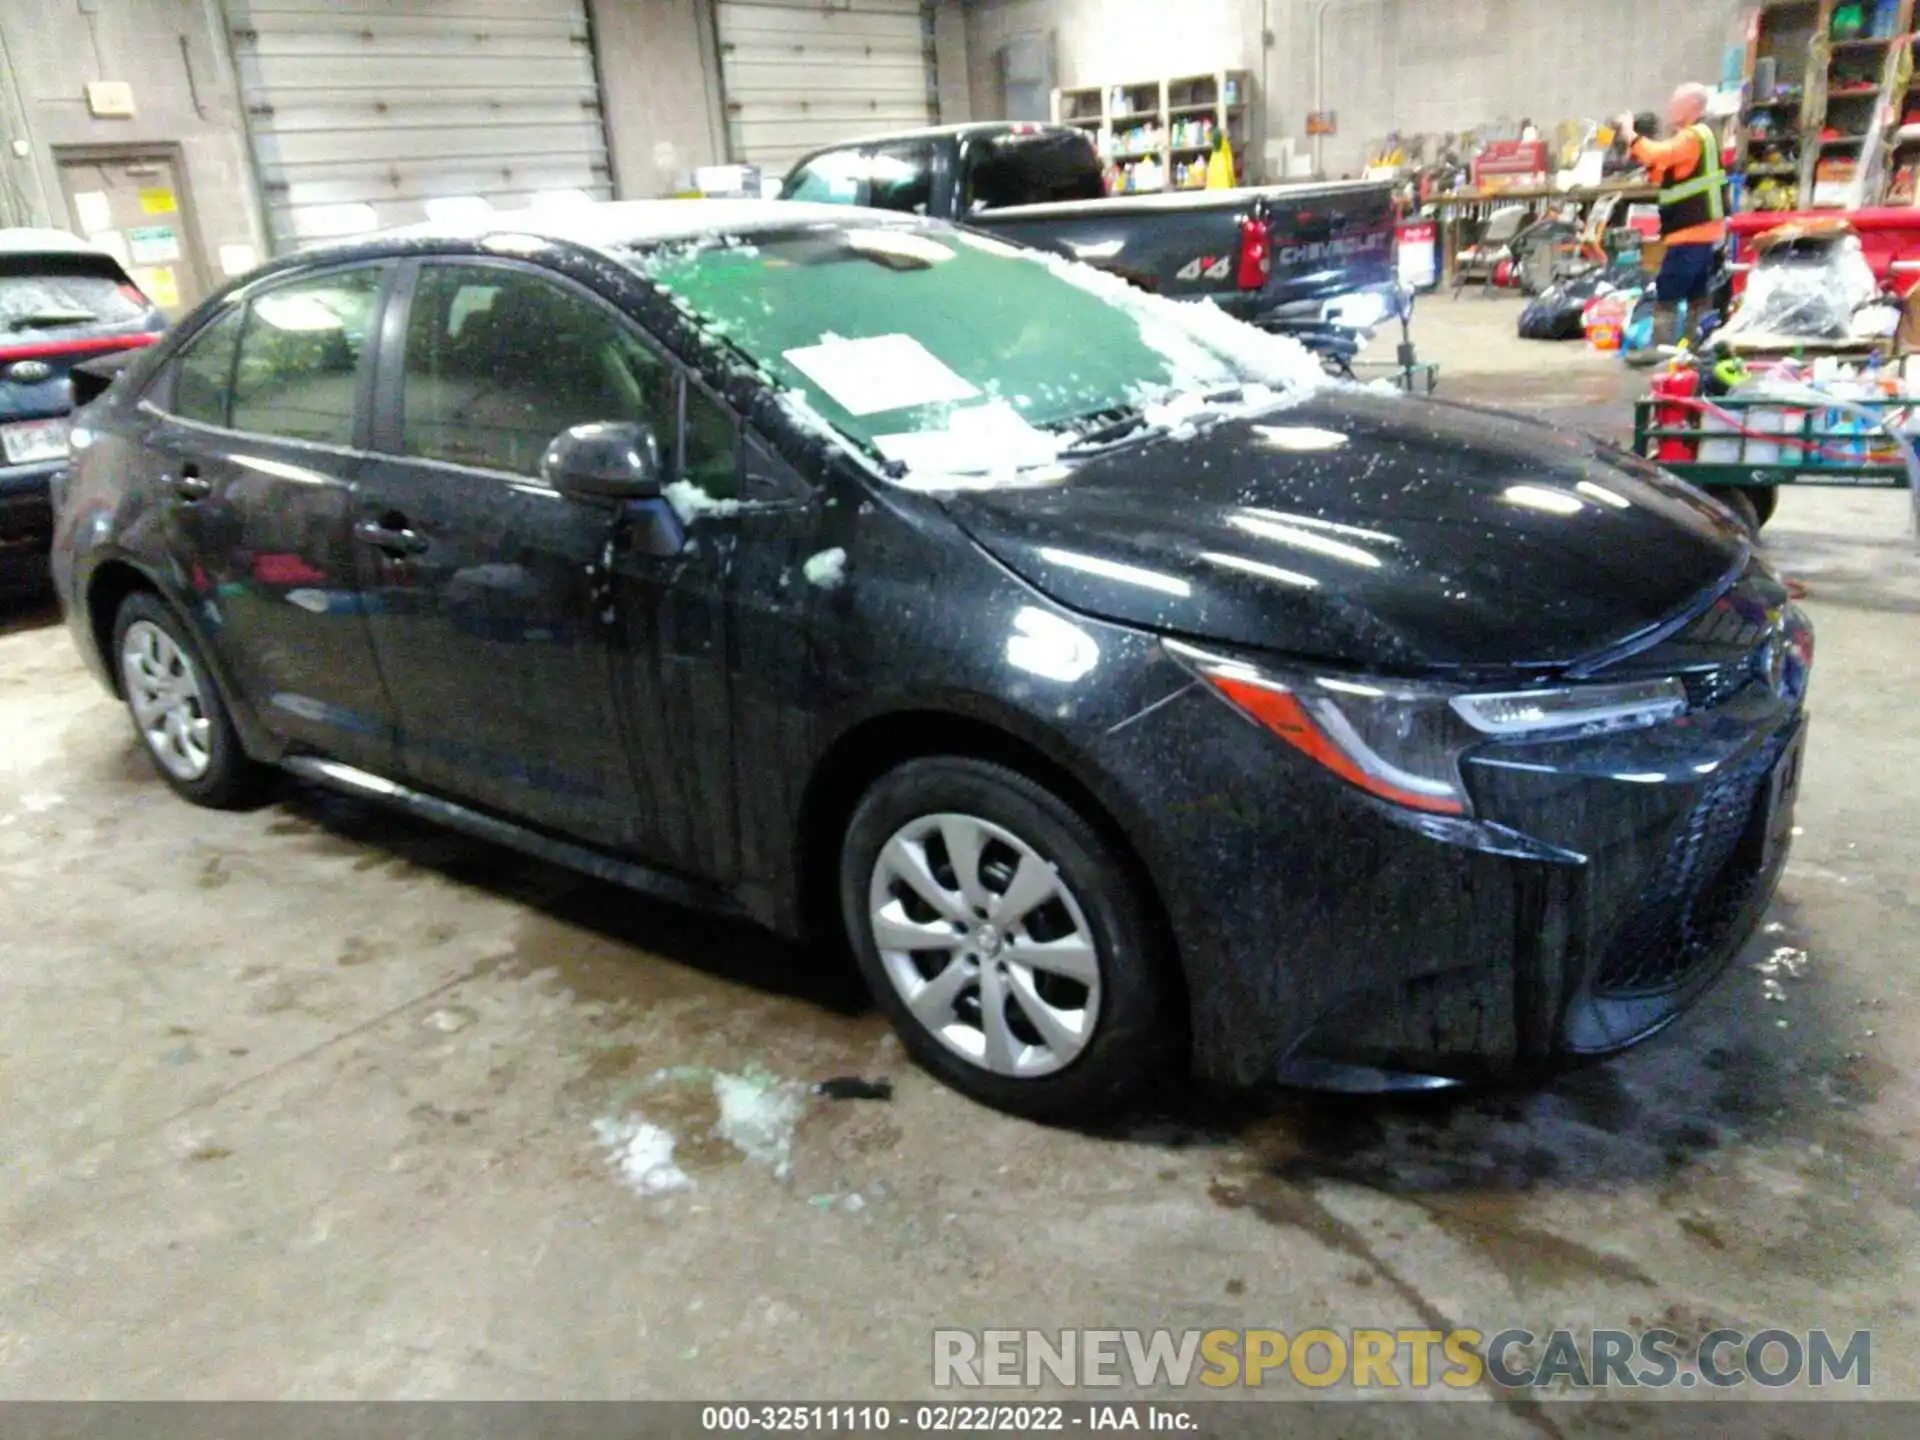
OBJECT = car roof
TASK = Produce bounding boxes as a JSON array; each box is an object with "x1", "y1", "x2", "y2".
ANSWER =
[
  {"x1": 296, "y1": 198, "x2": 924, "y2": 266},
  {"x1": 781, "y1": 122, "x2": 1083, "y2": 173},
  {"x1": 0, "y1": 227, "x2": 115, "y2": 258}
]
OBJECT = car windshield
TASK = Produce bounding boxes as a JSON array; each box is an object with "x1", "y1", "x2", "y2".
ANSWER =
[
  {"x1": 633, "y1": 224, "x2": 1323, "y2": 484},
  {"x1": 0, "y1": 257, "x2": 143, "y2": 331}
]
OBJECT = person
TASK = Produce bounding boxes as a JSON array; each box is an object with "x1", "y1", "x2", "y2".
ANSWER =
[{"x1": 1616, "y1": 83, "x2": 1727, "y2": 366}]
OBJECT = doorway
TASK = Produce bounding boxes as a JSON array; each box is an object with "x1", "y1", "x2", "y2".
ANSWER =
[{"x1": 53, "y1": 146, "x2": 212, "y2": 318}]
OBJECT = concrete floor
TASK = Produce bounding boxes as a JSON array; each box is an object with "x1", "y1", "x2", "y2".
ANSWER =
[{"x1": 2, "y1": 296, "x2": 1916, "y2": 1428}]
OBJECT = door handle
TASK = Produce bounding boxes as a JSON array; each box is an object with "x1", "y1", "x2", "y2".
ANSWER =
[
  {"x1": 354, "y1": 515, "x2": 429, "y2": 558},
  {"x1": 169, "y1": 463, "x2": 212, "y2": 502}
]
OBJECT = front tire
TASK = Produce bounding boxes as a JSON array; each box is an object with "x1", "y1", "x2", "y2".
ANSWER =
[
  {"x1": 840, "y1": 757, "x2": 1175, "y2": 1124},
  {"x1": 112, "y1": 592, "x2": 266, "y2": 809}
]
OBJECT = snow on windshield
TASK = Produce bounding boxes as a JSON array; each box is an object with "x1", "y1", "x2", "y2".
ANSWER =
[{"x1": 635, "y1": 224, "x2": 1338, "y2": 489}]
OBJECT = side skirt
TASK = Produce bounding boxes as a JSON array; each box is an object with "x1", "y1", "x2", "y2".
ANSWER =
[{"x1": 280, "y1": 756, "x2": 741, "y2": 918}]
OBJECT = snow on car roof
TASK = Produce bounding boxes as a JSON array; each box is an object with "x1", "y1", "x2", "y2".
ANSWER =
[
  {"x1": 0, "y1": 227, "x2": 113, "y2": 257},
  {"x1": 381, "y1": 199, "x2": 916, "y2": 252}
]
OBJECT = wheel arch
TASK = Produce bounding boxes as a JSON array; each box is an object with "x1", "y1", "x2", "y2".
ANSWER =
[
  {"x1": 793, "y1": 705, "x2": 1190, "y2": 1036},
  {"x1": 84, "y1": 557, "x2": 166, "y2": 696},
  {"x1": 83, "y1": 555, "x2": 278, "y2": 760}
]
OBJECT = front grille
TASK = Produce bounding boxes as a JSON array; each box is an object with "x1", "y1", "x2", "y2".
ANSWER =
[{"x1": 1591, "y1": 742, "x2": 1780, "y2": 997}]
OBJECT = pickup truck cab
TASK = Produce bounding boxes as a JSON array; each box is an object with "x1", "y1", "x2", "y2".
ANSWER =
[{"x1": 778, "y1": 123, "x2": 1403, "y2": 362}]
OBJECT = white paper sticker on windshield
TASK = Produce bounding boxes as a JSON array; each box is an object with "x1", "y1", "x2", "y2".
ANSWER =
[{"x1": 783, "y1": 334, "x2": 979, "y2": 417}]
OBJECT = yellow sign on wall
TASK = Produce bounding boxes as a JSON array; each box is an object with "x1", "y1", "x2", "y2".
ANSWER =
[
  {"x1": 132, "y1": 265, "x2": 179, "y2": 310},
  {"x1": 139, "y1": 188, "x2": 178, "y2": 215}
]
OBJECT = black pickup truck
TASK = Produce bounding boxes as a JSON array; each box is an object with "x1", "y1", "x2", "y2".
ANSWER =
[{"x1": 777, "y1": 122, "x2": 1407, "y2": 367}]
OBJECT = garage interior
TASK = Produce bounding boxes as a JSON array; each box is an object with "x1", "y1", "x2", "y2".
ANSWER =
[{"x1": 2, "y1": 0, "x2": 1917, "y2": 1426}]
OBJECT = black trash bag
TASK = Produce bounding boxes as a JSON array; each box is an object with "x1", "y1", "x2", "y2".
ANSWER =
[{"x1": 1519, "y1": 271, "x2": 1611, "y2": 340}]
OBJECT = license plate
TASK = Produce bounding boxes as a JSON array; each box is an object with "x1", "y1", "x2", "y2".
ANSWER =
[
  {"x1": 1759, "y1": 727, "x2": 1806, "y2": 874},
  {"x1": 2, "y1": 417, "x2": 70, "y2": 465}
]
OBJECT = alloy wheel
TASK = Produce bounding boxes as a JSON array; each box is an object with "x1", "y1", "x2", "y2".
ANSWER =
[
  {"x1": 866, "y1": 811, "x2": 1102, "y2": 1078},
  {"x1": 120, "y1": 620, "x2": 213, "y2": 782}
]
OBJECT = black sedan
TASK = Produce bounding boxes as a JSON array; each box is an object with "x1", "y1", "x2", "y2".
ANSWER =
[{"x1": 51, "y1": 202, "x2": 1812, "y2": 1121}]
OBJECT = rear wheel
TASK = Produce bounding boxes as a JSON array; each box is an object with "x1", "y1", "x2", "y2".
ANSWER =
[
  {"x1": 839, "y1": 757, "x2": 1175, "y2": 1123},
  {"x1": 112, "y1": 593, "x2": 266, "y2": 808},
  {"x1": 1750, "y1": 485, "x2": 1779, "y2": 529}
]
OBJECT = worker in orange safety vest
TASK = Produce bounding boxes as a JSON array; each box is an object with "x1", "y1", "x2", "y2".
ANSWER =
[{"x1": 1615, "y1": 83, "x2": 1728, "y2": 366}]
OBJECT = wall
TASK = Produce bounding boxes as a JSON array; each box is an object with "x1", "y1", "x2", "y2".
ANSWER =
[
  {"x1": 934, "y1": 0, "x2": 973, "y2": 124},
  {"x1": 963, "y1": 0, "x2": 1262, "y2": 125},
  {"x1": 0, "y1": 0, "x2": 264, "y2": 268},
  {"x1": 1315, "y1": 0, "x2": 1746, "y2": 175},
  {"x1": 961, "y1": 0, "x2": 1744, "y2": 178},
  {"x1": 588, "y1": 0, "x2": 728, "y2": 195}
]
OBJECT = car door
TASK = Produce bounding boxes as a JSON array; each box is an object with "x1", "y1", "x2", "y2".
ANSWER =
[
  {"x1": 352, "y1": 258, "x2": 664, "y2": 850},
  {"x1": 139, "y1": 263, "x2": 398, "y2": 773},
  {"x1": 598, "y1": 368, "x2": 822, "y2": 888}
]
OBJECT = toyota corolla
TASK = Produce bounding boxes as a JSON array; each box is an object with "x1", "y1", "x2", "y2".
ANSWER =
[{"x1": 52, "y1": 202, "x2": 1811, "y2": 1121}]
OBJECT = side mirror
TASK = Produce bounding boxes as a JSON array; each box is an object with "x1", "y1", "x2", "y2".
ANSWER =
[{"x1": 541, "y1": 421, "x2": 662, "y2": 501}]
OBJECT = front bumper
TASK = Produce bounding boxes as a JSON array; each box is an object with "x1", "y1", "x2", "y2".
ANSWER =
[
  {"x1": 0, "y1": 460, "x2": 61, "y2": 592},
  {"x1": 1090, "y1": 615, "x2": 1812, "y2": 1090}
]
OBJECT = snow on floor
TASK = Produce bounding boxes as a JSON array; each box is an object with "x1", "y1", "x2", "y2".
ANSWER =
[
  {"x1": 712, "y1": 1069, "x2": 804, "y2": 1180},
  {"x1": 592, "y1": 1116, "x2": 693, "y2": 1196}
]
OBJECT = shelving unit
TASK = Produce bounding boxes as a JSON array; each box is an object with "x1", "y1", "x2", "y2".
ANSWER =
[
  {"x1": 1050, "y1": 71, "x2": 1253, "y2": 194},
  {"x1": 1737, "y1": 0, "x2": 1918, "y2": 211}
]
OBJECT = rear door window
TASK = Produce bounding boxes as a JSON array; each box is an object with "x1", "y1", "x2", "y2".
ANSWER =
[
  {"x1": 230, "y1": 267, "x2": 384, "y2": 446},
  {"x1": 962, "y1": 132, "x2": 1108, "y2": 213},
  {"x1": 168, "y1": 308, "x2": 245, "y2": 427}
]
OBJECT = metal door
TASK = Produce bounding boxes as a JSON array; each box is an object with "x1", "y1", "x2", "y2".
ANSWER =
[
  {"x1": 223, "y1": 0, "x2": 614, "y2": 253},
  {"x1": 715, "y1": 0, "x2": 936, "y2": 173},
  {"x1": 55, "y1": 148, "x2": 211, "y2": 317}
]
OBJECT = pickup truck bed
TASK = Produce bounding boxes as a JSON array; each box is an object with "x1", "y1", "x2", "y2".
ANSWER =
[
  {"x1": 976, "y1": 179, "x2": 1397, "y2": 320},
  {"x1": 778, "y1": 124, "x2": 1402, "y2": 354}
]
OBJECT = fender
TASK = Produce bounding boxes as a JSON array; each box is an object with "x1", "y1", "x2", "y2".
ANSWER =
[{"x1": 75, "y1": 544, "x2": 286, "y2": 765}]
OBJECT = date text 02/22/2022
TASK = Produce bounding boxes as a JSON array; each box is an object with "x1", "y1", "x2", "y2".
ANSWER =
[{"x1": 699, "y1": 1403, "x2": 1199, "y2": 1432}]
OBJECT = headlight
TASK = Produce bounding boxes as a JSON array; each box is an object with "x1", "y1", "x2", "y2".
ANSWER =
[
  {"x1": 1451, "y1": 679, "x2": 1686, "y2": 737},
  {"x1": 1167, "y1": 642, "x2": 1692, "y2": 816},
  {"x1": 1324, "y1": 288, "x2": 1390, "y2": 333}
]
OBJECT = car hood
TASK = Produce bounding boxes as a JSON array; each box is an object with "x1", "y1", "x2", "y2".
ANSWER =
[{"x1": 940, "y1": 391, "x2": 1749, "y2": 673}]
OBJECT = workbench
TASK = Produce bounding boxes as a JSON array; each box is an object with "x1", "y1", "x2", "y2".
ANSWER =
[{"x1": 1426, "y1": 183, "x2": 1661, "y2": 285}]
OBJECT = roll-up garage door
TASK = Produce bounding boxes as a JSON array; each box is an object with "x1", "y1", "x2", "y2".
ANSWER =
[
  {"x1": 716, "y1": 0, "x2": 936, "y2": 173},
  {"x1": 224, "y1": 0, "x2": 613, "y2": 253}
]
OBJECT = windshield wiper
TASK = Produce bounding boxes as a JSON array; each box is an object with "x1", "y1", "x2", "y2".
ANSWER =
[
  {"x1": 5, "y1": 309, "x2": 97, "y2": 331},
  {"x1": 1058, "y1": 408, "x2": 1170, "y2": 458}
]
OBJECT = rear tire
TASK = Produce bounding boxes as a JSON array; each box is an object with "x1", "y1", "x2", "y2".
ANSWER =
[
  {"x1": 1706, "y1": 485, "x2": 1761, "y2": 535},
  {"x1": 112, "y1": 592, "x2": 267, "y2": 809},
  {"x1": 1749, "y1": 485, "x2": 1779, "y2": 529},
  {"x1": 839, "y1": 757, "x2": 1176, "y2": 1124}
]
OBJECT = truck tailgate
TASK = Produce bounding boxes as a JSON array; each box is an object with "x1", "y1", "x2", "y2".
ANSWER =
[{"x1": 974, "y1": 180, "x2": 1397, "y2": 312}]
